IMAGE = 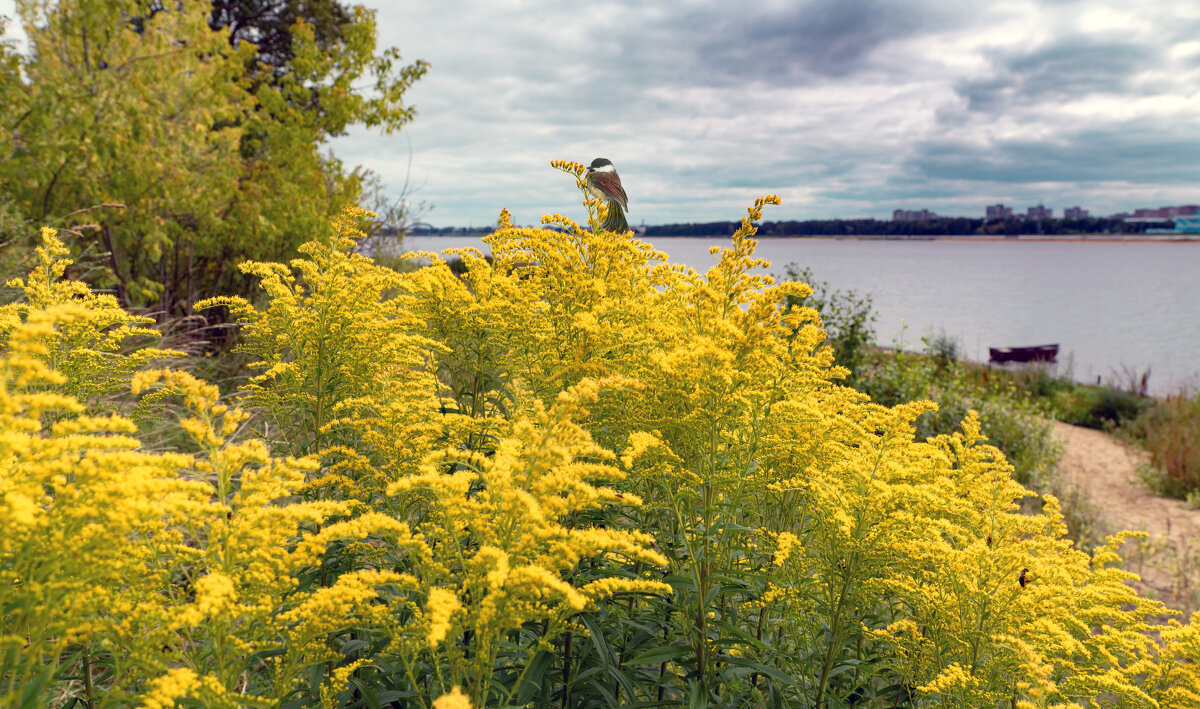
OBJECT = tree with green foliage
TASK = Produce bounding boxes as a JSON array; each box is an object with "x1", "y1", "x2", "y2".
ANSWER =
[
  {"x1": 0, "y1": 0, "x2": 425, "y2": 318},
  {"x1": 209, "y1": 0, "x2": 354, "y2": 80}
]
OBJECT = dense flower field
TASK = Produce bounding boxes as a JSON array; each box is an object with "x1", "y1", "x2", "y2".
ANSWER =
[{"x1": 2, "y1": 163, "x2": 1198, "y2": 707}]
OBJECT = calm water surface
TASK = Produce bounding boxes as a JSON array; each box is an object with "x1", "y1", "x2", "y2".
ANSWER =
[{"x1": 406, "y1": 235, "x2": 1200, "y2": 394}]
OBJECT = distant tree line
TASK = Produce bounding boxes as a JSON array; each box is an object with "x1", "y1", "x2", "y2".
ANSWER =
[
  {"x1": 645, "y1": 217, "x2": 1156, "y2": 237},
  {"x1": 405, "y1": 226, "x2": 493, "y2": 236}
]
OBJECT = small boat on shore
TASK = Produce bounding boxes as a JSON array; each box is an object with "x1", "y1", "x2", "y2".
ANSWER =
[{"x1": 989, "y1": 344, "x2": 1059, "y2": 364}]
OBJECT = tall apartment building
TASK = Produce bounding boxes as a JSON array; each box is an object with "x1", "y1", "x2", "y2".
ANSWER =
[
  {"x1": 985, "y1": 204, "x2": 1013, "y2": 220},
  {"x1": 1027, "y1": 204, "x2": 1053, "y2": 219},
  {"x1": 1130, "y1": 205, "x2": 1199, "y2": 219},
  {"x1": 893, "y1": 209, "x2": 938, "y2": 221},
  {"x1": 1063, "y1": 206, "x2": 1089, "y2": 219}
]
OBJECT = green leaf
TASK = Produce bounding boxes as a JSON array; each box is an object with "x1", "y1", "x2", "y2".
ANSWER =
[
  {"x1": 628, "y1": 644, "x2": 691, "y2": 666},
  {"x1": 579, "y1": 612, "x2": 616, "y2": 670},
  {"x1": 714, "y1": 655, "x2": 793, "y2": 684},
  {"x1": 511, "y1": 651, "x2": 553, "y2": 705},
  {"x1": 825, "y1": 660, "x2": 862, "y2": 679}
]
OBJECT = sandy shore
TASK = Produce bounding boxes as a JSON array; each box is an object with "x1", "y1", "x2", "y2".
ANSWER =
[{"x1": 1053, "y1": 422, "x2": 1200, "y2": 614}]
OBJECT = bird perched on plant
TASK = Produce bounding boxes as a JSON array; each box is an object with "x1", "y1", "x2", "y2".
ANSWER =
[{"x1": 584, "y1": 157, "x2": 629, "y2": 233}]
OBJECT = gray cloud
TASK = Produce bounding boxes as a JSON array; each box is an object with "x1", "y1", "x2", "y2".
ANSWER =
[
  {"x1": 303, "y1": 1, "x2": 1200, "y2": 223},
  {"x1": 957, "y1": 39, "x2": 1159, "y2": 111},
  {"x1": 4, "y1": 0, "x2": 1196, "y2": 224},
  {"x1": 689, "y1": 1, "x2": 928, "y2": 83},
  {"x1": 910, "y1": 120, "x2": 1200, "y2": 185}
]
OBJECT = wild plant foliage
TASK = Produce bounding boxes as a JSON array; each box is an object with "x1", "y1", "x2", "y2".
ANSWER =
[
  {"x1": 0, "y1": 0, "x2": 425, "y2": 316},
  {"x1": 0, "y1": 228, "x2": 184, "y2": 408},
  {"x1": 2, "y1": 167, "x2": 1200, "y2": 707}
]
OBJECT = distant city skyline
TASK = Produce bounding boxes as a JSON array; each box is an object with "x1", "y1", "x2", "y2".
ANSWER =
[
  {"x1": 893, "y1": 202, "x2": 1197, "y2": 223},
  {"x1": 4, "y1": 1, "x2": 1199, "y2": 227},
  {"x1": 411, "y1": 201, "x2": 1196, "y2": 228}
]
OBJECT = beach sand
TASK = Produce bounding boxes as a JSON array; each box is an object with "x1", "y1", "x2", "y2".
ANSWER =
[{"x1": 1053, "y1": 422, "x2": 1200, "y2": 614}]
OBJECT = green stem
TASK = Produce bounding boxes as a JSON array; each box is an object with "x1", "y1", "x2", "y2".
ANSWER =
[
  {"x1": 560, "y1": 631, "x2": 572, "y2": 709},
  {"x1": 814, "y1": 569, "x2": 852, "y2": 707},
  {"x1": 82, "y1": 648, "x2": 94, "y2": 708},
  {"x1": 750, "y1": 606, "x2": 767, "y2": 691},
  {"x1": 815, "y1": 436, "x2": 890, "y2": 706}
]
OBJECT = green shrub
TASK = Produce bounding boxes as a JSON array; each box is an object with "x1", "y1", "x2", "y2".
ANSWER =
[
  {"x1": 1071, "y1": 387, "x2": 1153, "y2": 429},
  {"x1": 1127, "y1": 394, "x2": 1200, "y2": 499},
  {"x1": 0, "y1": 0, "x2": 426, "y2": 317},
  {"x1": 926, "y1": 329, "x2": 960, "y2": 371},
  {"x1": 859, "y1": 340, "x2": 1059, "y2": 487}
]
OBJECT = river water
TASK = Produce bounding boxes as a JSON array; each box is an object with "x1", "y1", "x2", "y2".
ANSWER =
[{"x1": 404, "y1": 234, "x2": 1200, "y2": 394}]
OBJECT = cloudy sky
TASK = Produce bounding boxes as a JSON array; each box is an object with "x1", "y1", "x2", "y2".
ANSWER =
[
  {"x1": 345, "y1": 0, "x2": 1200, "y2": 227},
  {"x1": 6, "y1": 1, "x2": 1200, "y2": 226}
]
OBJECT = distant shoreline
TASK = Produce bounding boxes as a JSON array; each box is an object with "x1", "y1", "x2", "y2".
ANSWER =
[
  {"x1": 647, "y1": 234, "x2": 1200, "y2": 243},
  {"x1": 409, "y1": 232, "x2": 1199, "y2": 244}
]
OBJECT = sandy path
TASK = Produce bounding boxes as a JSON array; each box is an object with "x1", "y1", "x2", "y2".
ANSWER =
[{"x1": 1053, "y1": 422, "x2": 1200, "y2": 613}]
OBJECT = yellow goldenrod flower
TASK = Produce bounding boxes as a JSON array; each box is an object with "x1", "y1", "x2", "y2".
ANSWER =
[
  {"x1": 433, "y1": 686, "x2": 472, "y2": 709},
  {"x1": 426, "y1": 587, "x2": 461, "y2": 649}
]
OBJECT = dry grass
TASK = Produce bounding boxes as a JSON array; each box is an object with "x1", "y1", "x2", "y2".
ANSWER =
[{"x1": 1127, "y1": 393, "x2": 1200, "y2": 500}]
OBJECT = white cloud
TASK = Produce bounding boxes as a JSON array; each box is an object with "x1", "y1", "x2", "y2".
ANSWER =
[
  {"x1": 5, "y1": 0, "x2": 1198, "y2": 225},
  {"x1": 337, "y1": 0, "x2": 1200, "y2": 225}
]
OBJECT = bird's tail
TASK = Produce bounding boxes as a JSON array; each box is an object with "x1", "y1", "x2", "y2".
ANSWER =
[{"x1": 601, "y1": 202, "x2": 629, "y2": 233}]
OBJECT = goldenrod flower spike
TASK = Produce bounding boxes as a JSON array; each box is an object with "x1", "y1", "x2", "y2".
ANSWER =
[
  {"x1": 433, "y1": 687, "x2": 473, "y2": 709},
  {"x1": 4, "y1": 171, "x2": 1195, "y2": 707},
  {"x1": 550, "y1": 159, "x2": 586, "y2": 178}
]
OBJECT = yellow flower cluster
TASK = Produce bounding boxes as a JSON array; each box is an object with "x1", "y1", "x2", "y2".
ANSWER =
[
  {"x1": 0, "y1": 227, "x2": 183, "y2": 407},
  {"x1": 0, "y1": 228, "x2": 419, "y2": 706},
  {"x1": 0, "y1": 246, "x2": 202, "y2": 705},
  {"x1": 204, "y1": 207, "x2": 676, "y2": 705},
  {"x1": 433, "y1": 686, "x2": 473, "y2": 709},
  {"x1": 772, "y1": 531, "x2": 803, "y2": 566},
  {"x1": 5, "y1": 166, "x2": 1200, "y2": 707}
]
